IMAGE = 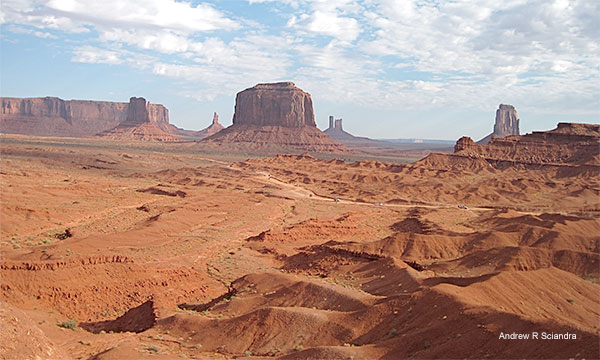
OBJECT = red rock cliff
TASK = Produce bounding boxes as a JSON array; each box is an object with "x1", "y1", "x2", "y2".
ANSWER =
[
  {"x1": 1, "y1": 96, "x2": 170, "y2": 137},
  {"x1": 232, "y1": 82, "x2": 316, "y2": 128}
]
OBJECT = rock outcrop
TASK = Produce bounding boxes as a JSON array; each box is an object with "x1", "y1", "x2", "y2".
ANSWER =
[
  {"x1": 167, "y1": 112, "x2": 225, "y2": 139},
  {"x1": 1, "y1": 96, "x2": 177, "y2": 141},
  {"x1": 202, "y1": 83, "x2": 348, "y2": 153},
  {"x1": 478, "y1": 104, "x2": 520, "y2": 144},
  {"x1": 196, "y1": 112, "x2": 225, "y2": 138},
  {"x1": 454, "y1": 136, "x2": 476, "y2": 152},
  {"x1": 325, "y1": 116, "x2": 360, "y2": 141},
  {"x1": 97, "y1": 97, "x2": 180, "y2": 141},
  {"x1": 455, "y1": 123, "x2": 599, "y2": 168},
  {"x1": 324, "y1": 115, "x2": 392, "y2": 152}
]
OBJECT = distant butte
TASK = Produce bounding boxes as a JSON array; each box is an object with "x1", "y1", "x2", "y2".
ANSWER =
[
  {"x1": 97, "y1": 97, "x2": 181, "y2": 142},
  {"x1": 196, "y1": 112, "x2": 225, "y2": 138},
  {"x1": 202, "y1": 82, "x2": 349, "y2": 153},
  {"x1": 324, "y1": 116, "x2": 381, "y2": 145},
  {"x1": 478, "y1": 104, "x2": 520, "y2": 144}
]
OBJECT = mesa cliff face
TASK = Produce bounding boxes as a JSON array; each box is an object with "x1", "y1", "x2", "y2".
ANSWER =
[
  {"x1": 478, "y1": 104, "x2": 520, "y2": 144},
  {"x1": 1, "y1": 96, "x2": 173, "y2": 139},
  {"x1": 203, "y1": 82, "x2": 348, "y2": 153},
  {"x1": 232, "y1": 82, "x2": 316, "y2": 128}
]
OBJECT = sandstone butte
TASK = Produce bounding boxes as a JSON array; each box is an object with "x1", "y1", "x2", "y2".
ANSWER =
[
  {"x1": 325, "y1": 116, "x2": 357, "y2": 141},
  {"x1": 478, "y1": 104, "x2": 520, "y2": 144},
  {"x1": 0, "y1": 96, "x2": 222, "y2": 141},
  {"x1": 97, "y1": 97, "x2": 181, "y2": 142},
  {"x1": 202, "y1": 82, "x2": 349, "y2": 153},
  {"x1": 324, "y1": 115, "x2": 381, "y2": 146}
]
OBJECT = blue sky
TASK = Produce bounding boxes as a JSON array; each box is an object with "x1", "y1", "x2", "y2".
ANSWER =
[{"x1": 1, "y1": 0, "x2": 598, "y2": 140}]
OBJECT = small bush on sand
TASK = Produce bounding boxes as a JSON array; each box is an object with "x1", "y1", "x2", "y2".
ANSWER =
[{"x1": 58, "y1": 320, "x2": 77, "y2": 330}]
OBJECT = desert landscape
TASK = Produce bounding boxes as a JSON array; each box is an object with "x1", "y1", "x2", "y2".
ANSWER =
[
  {"x1": 1, "y1": 80, "x2": 599, "y2": 360},
  {"x1": 1, "y1": 1, "x2": 599, "y2": 358}
]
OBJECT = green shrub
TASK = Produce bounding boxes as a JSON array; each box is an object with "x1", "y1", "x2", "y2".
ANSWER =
[{"x1": 58, "y1": 319, "x2": 77, "y2": 330}]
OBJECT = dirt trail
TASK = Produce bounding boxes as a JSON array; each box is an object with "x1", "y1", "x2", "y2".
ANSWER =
[{"x1": 252, "y1": 170, "x2": 507, "y2": 213}]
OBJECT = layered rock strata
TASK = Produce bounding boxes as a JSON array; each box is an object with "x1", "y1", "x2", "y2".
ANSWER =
[
  {"x1": 1, "y1": 96, "x2": 175, "y2": 141},
  {"x1": 203, "y1": 82, "x2": 348, "y2": 153},
  {"x1": 455, "y1": 123, "x2": 599, "y2": 167}
]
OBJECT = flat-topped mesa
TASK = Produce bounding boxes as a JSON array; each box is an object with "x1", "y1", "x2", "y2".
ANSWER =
[
  {"x1": 232, "y1": 82, "x2": 316, "y2": 128},
  {"x1": 1, "y1": 97, "x2": 70, "y2": 119},
  {"x1": 494, "y1": 104, "x2": 520, "y2": 137}
]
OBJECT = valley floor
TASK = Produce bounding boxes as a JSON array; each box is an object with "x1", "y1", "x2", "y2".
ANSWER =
[{"x1": 1, "y1": 135, "x2": 598, "y2": 359}]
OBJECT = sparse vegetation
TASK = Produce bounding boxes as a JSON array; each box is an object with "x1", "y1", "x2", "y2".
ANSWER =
[{"x1": 58, "y1": 319, "x2": 77, "y2": 330}]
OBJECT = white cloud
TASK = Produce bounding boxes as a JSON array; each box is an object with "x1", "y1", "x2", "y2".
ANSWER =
[
  {"x1": 71, "y1": 45, "x2": 122, "y2": 64},
  {"x1": 46, "y1": 0, "x2": 239, "y2": 32},
  {"x1": 100, "y1": 29, "x2": 193, "y2": 54},
  {"x1": 1, "y1": 0, "x2": 598, "y2": 123},
  {"x1": 4, "y1": 24, "x2": 56, "y2": 38},
  {"x1": 306, "y1": 10, "x2": 360, "y2": 41}
]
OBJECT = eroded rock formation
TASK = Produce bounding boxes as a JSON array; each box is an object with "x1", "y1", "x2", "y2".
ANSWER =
[
  {"x1": 478, "y1": 104, "x2": 520, "y2": 144},
  {"x1": 455, "y1": 123, "x2": 599, "y2": 167},
  {"x1": 454, "y1": 136, "x2": 476, "y2": 152},
  {"x1": 195, "y1": 112, "x2": 225, "y2": 138},
  {"x1": 325, "y1": 117, "x2": 356, "y2": 141},
  {"x1": 97, "y1": 97, "x2": 180, "y2": 141},
  {"x1": 494, "y1": 104, "x2": 520, "y2": 137},
  {"x1": 1, "y1": 96, "x2": 174, "y2": 140},
  {"x1": 203, "y1": 83, "x2": 348, "y2": 153}
]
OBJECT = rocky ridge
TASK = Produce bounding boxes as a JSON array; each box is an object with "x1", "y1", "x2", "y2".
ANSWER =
[{"x1": 454, "y1": 122, "x2": 599, "y2": 167}]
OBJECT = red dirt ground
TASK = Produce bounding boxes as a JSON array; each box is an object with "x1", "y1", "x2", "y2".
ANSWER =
[{"x1": 1, "y1": 133, "x2": 598, "y2": 359}]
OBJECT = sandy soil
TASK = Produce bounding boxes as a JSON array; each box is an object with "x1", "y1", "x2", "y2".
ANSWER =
[{"x1": 1, "y1": 134, "x2": 598, "y2": 359}]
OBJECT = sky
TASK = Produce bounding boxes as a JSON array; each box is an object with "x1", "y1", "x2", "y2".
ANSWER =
[{"x1": 1, "y1": 0, "x2": 598, "y2": 140}]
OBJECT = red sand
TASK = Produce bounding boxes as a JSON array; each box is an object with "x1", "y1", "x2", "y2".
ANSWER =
[{"x1": 1, "y1": 133, "x2": 598, "y2": 359}]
